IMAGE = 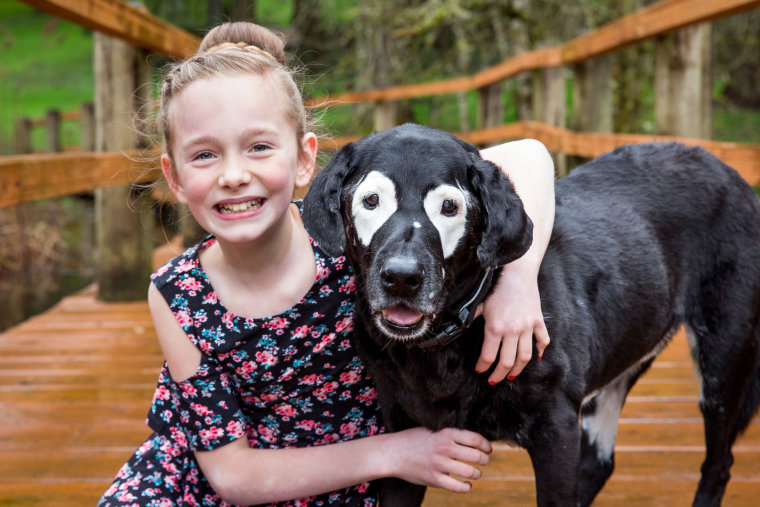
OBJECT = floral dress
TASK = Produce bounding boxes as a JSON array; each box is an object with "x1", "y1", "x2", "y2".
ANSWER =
[{"x1": 100, "y1": 228, "x2": 383, "y2": 506}]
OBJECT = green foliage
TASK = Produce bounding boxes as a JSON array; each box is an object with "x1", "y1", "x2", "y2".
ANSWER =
[{"x1": 0, "y1": 4, "x2": 93, "y2": 153}]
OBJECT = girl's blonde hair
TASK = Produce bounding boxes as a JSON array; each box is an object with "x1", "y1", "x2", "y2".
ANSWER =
[{"x1": 158, "y1": 22, "x2": 313, "y2": 164}]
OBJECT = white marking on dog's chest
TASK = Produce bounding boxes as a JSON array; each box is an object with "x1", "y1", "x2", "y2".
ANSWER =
[
  {"x1": 351, "y1": 171, "x2": 397, "y2": 247},
  {"x1": 581, "y1": 331, "x2": 675, "y2": 463},
  {"x1": 424, "y1": 184, "x2": 468, "y2": 258}
]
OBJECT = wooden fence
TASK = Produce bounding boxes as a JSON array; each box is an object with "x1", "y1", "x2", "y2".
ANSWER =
[{"x1": 2, "y1": 0, "x2": 760, "y2": 304}]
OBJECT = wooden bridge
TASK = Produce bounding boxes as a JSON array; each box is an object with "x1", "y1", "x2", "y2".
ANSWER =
[{"x1": 1, "y1": 250, "x2": 759, "y2": 505}]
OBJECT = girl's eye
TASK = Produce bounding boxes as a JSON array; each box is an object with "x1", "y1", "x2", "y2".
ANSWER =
[
  {"x1": 441, "y1": 199, "x2": 458, "y2": 217},
  {"x1": 194, "y1": 151, "x2": 214, "y2": 161},
  {"x1": 252, "y1": 143, "x2": 269, "y2": 152},
  {"x1": 363, "y1": 193, "x2": 379, "y2": 210}
]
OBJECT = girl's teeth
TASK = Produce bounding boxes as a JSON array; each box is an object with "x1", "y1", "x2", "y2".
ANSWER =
[{"x1": 218, "y1": 200, "x2": 262, "y2": 213}]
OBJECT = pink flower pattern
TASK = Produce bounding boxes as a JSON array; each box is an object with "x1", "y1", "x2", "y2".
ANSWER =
[{"x1": 100, "y1": 208, "x2": 382, "y2": 507}]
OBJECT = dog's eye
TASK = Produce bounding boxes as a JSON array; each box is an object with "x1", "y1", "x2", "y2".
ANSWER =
[
  {"x1": 441, "y1": 199, "x2": 458, "y2": 217},
  {"x1": 363, "y1": 193, "x2": 379, "y2": 210}
]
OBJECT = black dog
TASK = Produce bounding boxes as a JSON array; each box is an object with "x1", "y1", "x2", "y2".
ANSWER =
[{"x1": 302, "y1": 124, "x2": 760, "y2": 506}]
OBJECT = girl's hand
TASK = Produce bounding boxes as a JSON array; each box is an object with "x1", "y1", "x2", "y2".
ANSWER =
[
  {"x1": 474, "y1": 260, "x2": 550, "y2": 384},
  {"x1": 386, "y1": 427, "x2": 492, "y2": 493}
]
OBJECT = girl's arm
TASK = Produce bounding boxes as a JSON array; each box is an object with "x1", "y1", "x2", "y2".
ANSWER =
[
  {"x1": 195, "y1": 426, "x2": 490, "y2": 505},
  {"x1": 148, "y1": 283, "x2": 492, "y2": 505},
  {"x1": 478, "y1": 140, "x2": 555, "y2": 384}
]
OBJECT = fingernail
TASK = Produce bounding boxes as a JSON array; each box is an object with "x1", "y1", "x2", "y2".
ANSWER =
[
  {"x1": 539, "y1": 354, "x2": 543, "y2": 361},
  {"x1": 507, "y1": 375, "x2": 516, "y2": 381},
  {"x1": 488, "y1": 380, "x2": 496, "y2": 386},
  {"x1": 475, "y1": 369, "x2": 483, "y2": 375}
]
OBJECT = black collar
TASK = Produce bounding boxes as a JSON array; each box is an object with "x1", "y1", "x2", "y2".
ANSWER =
[{"x1": 416, "y1": 267, "x2": 495, "y2": 350}]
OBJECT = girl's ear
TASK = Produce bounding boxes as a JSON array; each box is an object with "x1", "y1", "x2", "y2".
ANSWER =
[
  {"x1": 295, "y1": 133, "x2": 318, "y2": 188},
  {"x1": 160, "y1": 154, "x2": 187, "y2": 204}
]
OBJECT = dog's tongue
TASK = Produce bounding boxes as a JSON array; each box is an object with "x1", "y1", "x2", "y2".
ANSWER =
[{"x1": 382, "y1": 305, "x2": 423, "y2": 326}]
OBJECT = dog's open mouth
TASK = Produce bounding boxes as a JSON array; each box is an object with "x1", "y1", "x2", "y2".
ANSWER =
[
  {"x1": 376, "y1": 304, "x2": 430, "y2": 339},
  {"x1": 381, "y1": 304, "x2": 423, "y2": 327}
]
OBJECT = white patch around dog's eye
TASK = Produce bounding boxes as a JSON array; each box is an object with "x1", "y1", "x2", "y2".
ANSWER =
[
  {"x1": 352, "y1": 171, "x2": 398, "y2": 247},
  {"x1": 424, "y1": 184, "x2": 467, "y2": 258}
]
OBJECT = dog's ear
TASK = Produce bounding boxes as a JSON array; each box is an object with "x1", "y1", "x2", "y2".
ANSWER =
[
  {"x1": 468, "y1": 155, "x2": 534, "y2": 267},
  {"x1": 302, "y1": 143, "x2": 355, "y2": 257}
]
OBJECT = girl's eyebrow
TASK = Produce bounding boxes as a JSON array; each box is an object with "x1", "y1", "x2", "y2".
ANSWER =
[
  {"x1": 241, "y1": 126, "x2": 278, "y2": 139},
  {"x1": 182, "y1": 135, "x2": 219, "y2": 150}
]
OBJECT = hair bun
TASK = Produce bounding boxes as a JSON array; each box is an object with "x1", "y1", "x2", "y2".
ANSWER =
[{"x1": 199, "y1": 22, "x2": 287, "y2": 66}]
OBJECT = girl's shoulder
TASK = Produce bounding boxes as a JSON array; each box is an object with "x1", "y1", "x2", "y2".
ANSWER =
[{"x1": 151, "y1": 236, "x2": 216, "y2": 290}]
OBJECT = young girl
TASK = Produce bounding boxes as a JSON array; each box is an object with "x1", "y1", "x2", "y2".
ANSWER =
[{"x1": 100, "y1": 21, "x2": 554, "y2": 506}]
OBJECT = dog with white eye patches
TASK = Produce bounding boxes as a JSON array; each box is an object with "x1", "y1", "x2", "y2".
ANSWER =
[{"x1": 302, "y1": 123, "x2": 760, "y2": 507}]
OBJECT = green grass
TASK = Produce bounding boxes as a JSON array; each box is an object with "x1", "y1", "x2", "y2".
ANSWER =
[
  {"x1": 714, "y1": 108, "x2": 760, "y2": 143},
  {"x1": 0, "y1": 3, "x2": 93, "y2": 153}
]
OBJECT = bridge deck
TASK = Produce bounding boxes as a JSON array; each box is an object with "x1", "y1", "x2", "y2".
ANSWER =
[{"x1": 1, "y1": 282, "x2": 759, "y2": 506}]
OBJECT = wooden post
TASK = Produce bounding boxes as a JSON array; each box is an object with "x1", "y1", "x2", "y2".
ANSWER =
[
  {"x1": 80, "y1": 102, "x2": 96, "y2": 152},
  {"x1": 4, "y1": 115, "x2": 30, "y2": 328},
  {"x1": 477, "y1": 82, "x2": 504, "y2": 130},
  {"x1": 535, "y1": 66, "x2": 567, "y2": 177},
  {"x1": 0, "y1": 206, "x2": 26, "y2": 331},
  {"x1": 45, "y1": 109, "x2": 62, "y2": 152},
  {"x1": 13, "y1": 117, "x2": 32, "y2": 154},
  {"x1": 572, "y1": 54, "x2": 613, "y2": 134},
  {"x1": 373, "y1": 100, "x2": 398, "y2": 131},
  {"x1": 94, "y1": 32, "x2": 154, "y2": 301},
  {"x1": 655, "y1": 23, "x2": 713, "y2": 139}
]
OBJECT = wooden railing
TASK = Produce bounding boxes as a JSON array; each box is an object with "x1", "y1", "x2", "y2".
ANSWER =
[{"x1": 21, "y1": 0, "x2": 199, "y2": 58}]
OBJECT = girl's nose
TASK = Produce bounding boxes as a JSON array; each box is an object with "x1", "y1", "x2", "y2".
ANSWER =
[{"x1": 218, "y1": 160, "x2": 252, "y2": 189}]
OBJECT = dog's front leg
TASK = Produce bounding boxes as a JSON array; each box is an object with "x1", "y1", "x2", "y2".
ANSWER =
[
  {"x1": 525, "y1": 402, "x2": 582, "y2": 506},
  {"x1": 377, "y1": 477, "x2": 427, "y2": 507}
]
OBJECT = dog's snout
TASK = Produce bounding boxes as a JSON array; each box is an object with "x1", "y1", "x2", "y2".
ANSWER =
[{"x1": 381, "y1": 257, "x2": 425, "y2": 297}]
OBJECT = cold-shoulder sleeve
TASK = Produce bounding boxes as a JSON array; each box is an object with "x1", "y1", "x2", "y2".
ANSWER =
[
  {"x1": 147, "y1": 355, "x2": 247, "y2": 451},
  {"x1": 146, "y1": 239, "x2": 247, "y2": 451}
]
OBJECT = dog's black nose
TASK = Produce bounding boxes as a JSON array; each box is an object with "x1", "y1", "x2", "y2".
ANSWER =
[{"x1": 381, "y1": 257, "x2": 425, "y2": 297}]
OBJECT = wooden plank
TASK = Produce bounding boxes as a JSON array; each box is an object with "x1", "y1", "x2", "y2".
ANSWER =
[
  {"x1": 1, "y1": 278, "x2": 759, "y2": 506},
  {"x1": 0, "y1": 151, "x2": 161, "y2": 209},
  {"x1": 19, "y1": 0, "x2": 199, "y2": 59}
]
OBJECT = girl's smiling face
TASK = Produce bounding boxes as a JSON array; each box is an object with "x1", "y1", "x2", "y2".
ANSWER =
[{"x1": 162, "y1": 72, "x2": 316, "y2": 245}]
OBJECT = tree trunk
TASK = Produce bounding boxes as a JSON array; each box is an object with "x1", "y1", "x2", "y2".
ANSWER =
[
  {"x1": 94, "y1": 33, "x2": 154, "y2": 301},
  {"x1": 655, "y1": 23, "x2": 713, "y2": 139},
  {"x1": 535, "y1": 66, "x2": 567, "y2": 176},
  {"x1": 356, "y1": 2, "x2": 397, "y2": 131},
  {"x1": 572, "y1": 55, "x2": 613, "y2": 133}
]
